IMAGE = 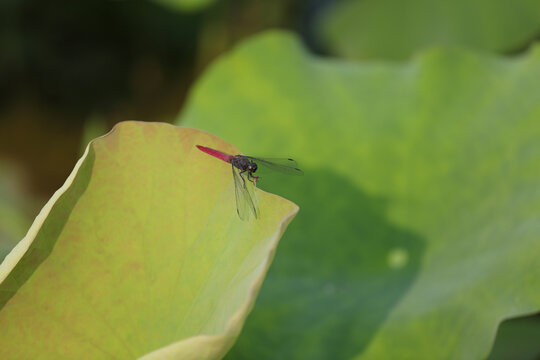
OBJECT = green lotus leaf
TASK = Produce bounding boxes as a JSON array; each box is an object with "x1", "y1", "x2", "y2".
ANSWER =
[
  {"x1": 317, "y1": 0, "x2": 540, "y2": 60},
  {"x1": 0, "y1": 121, "x2": 298, "y2": 359},
  {"x1": 151, "y1": 0, "x2": 216, "y2": 13},
  {"x1": 177, "y1": 31, "x2": 540, "y2": 359}
]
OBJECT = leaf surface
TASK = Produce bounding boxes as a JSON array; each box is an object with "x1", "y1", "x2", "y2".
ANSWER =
[
  {"x1": 317, "y1": 0, "x2": 540, "y2": 59},
  {"x1": 178, "y1": 31, "x2": 540, "y2": 359},
  {"x1": 0, "y1": 121, "x2": 298, "y2": 359},
  {"x1": 151, "y1": 0, "x2": 216, "y2": 13}
]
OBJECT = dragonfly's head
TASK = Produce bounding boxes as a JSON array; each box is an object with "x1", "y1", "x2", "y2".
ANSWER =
[{"x1": 248, "y1": 161, "x2": 258, "y2": 173}]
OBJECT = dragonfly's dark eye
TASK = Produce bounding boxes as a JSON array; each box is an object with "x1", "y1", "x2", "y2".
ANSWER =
[{"x1": 252, "y1": 163, "x2": 258, "y2": 172}]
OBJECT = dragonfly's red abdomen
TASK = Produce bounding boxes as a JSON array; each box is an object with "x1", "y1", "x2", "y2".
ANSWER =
[{"x1": 196, "y1": 145, "x2": 233, "y2": 163}]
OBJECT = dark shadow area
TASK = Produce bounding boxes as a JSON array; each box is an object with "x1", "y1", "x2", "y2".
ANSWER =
[
  {"x1": 0, "y1": 146, "x2": 95, "y2": 309},
  {"x1": 0, "y1": 0, "x2": 327, "y2": 119},
  {"x1": 226, "y1": 168, "x2": 425, "y2": 360},
  {"x1": 0, "y1": 0, "x2": 200, "y2": 115},
  {"x1": 487, "y1": 313, "x2": 540, "y2": 360}
]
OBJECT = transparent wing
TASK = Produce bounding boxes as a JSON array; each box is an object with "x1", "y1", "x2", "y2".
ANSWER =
[
  {"x1": 232, "y1": 165, "x2": 258, "y2": 220},
  {"x1": 245, "y1": 157, "x2": 304, "y2": 176}
]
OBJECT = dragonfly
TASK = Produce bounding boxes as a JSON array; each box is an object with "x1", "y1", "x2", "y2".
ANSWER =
[{"x1": 196, "y1": 145, "x2": 303, "y2": 220}]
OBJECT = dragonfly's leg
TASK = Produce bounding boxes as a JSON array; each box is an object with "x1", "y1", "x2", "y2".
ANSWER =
[
  {"x1": 246, "y1": 172, "x2": 259, "y2": 186},
  {"x1": 238, "y1": 170, "x2": 247, "y2": 188}
]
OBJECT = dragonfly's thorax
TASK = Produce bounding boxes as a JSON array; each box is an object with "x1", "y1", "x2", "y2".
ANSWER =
[{"x1": 231, "y1": 155, "x2": 257, "y2": 173}]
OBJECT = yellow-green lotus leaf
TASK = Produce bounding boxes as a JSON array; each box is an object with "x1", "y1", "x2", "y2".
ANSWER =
[{"x1": 0, "y1": 121, "x2": 298, "y2": 359}]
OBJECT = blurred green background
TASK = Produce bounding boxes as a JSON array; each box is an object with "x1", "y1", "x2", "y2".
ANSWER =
[{"x1": 1, "y1": 0, "x2": 540, "y2": 358}]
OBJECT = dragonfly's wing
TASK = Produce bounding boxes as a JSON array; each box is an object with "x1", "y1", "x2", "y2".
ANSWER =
[
  {"x1": 232, "y1": 165, "x2": 258, "y2": 220},
  {"x1": 246, "y1": 157, "x2": 304, "y2": 176}
]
